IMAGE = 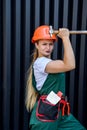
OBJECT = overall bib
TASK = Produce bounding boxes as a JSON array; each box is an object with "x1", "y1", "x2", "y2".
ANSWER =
[{"x1": 29, "y1": 73, "x2": 86, "y2": 130}]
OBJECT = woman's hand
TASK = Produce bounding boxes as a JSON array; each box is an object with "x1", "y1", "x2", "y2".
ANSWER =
[{"x1": 57, "y1": 28, "x2": 70, "y2": 40}]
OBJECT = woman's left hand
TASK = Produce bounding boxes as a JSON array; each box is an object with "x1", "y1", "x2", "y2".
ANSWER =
[{"x1": 57, "y1": 28, "x2": 70, "y2": 40}]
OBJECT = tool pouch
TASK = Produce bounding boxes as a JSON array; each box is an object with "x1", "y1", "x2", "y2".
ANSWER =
[{"x1": 36, "y1": 95, "x2": 59, "y2": 122}]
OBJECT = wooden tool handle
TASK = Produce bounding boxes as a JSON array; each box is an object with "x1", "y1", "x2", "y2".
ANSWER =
[
  {"x1": 53, "y1": 30, "x2": 87, "y2": 35},
  {"x1": 69, "y1": 30, "x2": 87, "y2": 34}
]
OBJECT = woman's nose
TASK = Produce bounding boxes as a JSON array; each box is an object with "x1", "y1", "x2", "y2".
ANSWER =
[{"x1": 47, "y1": 45, "x2": 50, "y2": 49}]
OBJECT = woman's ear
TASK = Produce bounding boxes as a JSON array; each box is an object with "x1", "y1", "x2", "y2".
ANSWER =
[{"x1": 35, "y1": 42, "x2": 38, "y2": 49}]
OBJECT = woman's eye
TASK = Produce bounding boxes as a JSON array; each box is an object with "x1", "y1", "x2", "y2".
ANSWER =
[
  {"x1": 49, "y1": 43, "x2": 53, "y2": 46},
  {"x1": 43, "y1": 43, "x2": 47, "y2": 45}
]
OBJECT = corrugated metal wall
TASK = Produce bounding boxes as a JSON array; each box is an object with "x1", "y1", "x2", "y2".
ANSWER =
[{"x1": 0, "y1": 0, "x2": 87, "y2": 130}]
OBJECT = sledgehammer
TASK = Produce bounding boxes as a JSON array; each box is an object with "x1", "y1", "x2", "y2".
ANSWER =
[{"x1": 49, "y1": 25, "x2": 87, "y2": 37}]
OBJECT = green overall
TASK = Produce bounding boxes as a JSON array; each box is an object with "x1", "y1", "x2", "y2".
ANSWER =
[{"x1": 29, "y1": 73, "x2": 86, "y2": 130}]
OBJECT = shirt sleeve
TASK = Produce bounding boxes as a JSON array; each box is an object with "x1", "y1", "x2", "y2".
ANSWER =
[{"x1": 33, "y1": 57, "x2": 52, "y2": 73}]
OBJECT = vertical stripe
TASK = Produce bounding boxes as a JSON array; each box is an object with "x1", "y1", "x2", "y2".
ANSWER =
[
  {"x1": 35, "y1": 0, "x2": 40, "y2": 27},
  {"x1": 53, "y1": 0, "x2": 59, "y2": 59},
  {"x1": 69, "y1": 0, "x2": 78, "y2": 113},
  {"x1": 2, "y1": 0, "x2": 11, "y2": 130},
  {"x1": 13, "y1": 0, "x2": 21, "y2": 130},
  {"x1": 44, "y1": 0, "x2": 50, "y2": 24},
  {"x1": 78, "y1": 0, "x2": 87, "y2": 122}
]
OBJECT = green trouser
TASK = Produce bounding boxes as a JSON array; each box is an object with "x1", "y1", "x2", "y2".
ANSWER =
[{"x1": 30, "y1": 114, "x2": 86, "y2": 130}]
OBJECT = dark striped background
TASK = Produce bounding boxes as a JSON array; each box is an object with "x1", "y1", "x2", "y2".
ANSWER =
[{"x1": 0, "y1": 0, "x2": 87, "y2": 130}]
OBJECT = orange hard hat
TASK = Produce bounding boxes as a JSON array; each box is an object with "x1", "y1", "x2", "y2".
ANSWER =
[{"x1": 31, "y1": 25, "x2": 57, "y2": 43}]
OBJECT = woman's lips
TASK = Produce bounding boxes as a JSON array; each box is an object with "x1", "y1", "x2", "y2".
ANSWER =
[{"x1": 46, "y1": 51, "x2": 50, "y2": 53}]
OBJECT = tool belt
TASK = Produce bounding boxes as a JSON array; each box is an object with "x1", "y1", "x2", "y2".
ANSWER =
[{"x1": 36, "y1": 94, "x2": 70, "y2": 122}]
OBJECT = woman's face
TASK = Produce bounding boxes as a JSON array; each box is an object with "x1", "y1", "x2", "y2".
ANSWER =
[{"x1": 35, "y1": 39, "x2": 54, "y2": 58}]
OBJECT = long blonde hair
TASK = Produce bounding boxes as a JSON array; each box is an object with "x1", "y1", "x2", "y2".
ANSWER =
[{"x1": 25, "y1": 48, "x2": 39, "y2": 111}]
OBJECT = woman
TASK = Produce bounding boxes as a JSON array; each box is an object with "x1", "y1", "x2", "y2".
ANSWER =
[{"x1": 25, "y1": 25, "x2": 86, "y2": 130}]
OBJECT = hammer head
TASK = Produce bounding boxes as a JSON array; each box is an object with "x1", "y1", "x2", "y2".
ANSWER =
[{"x1": 49, "y1": 25, "x2": 54, "y2": 37}]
